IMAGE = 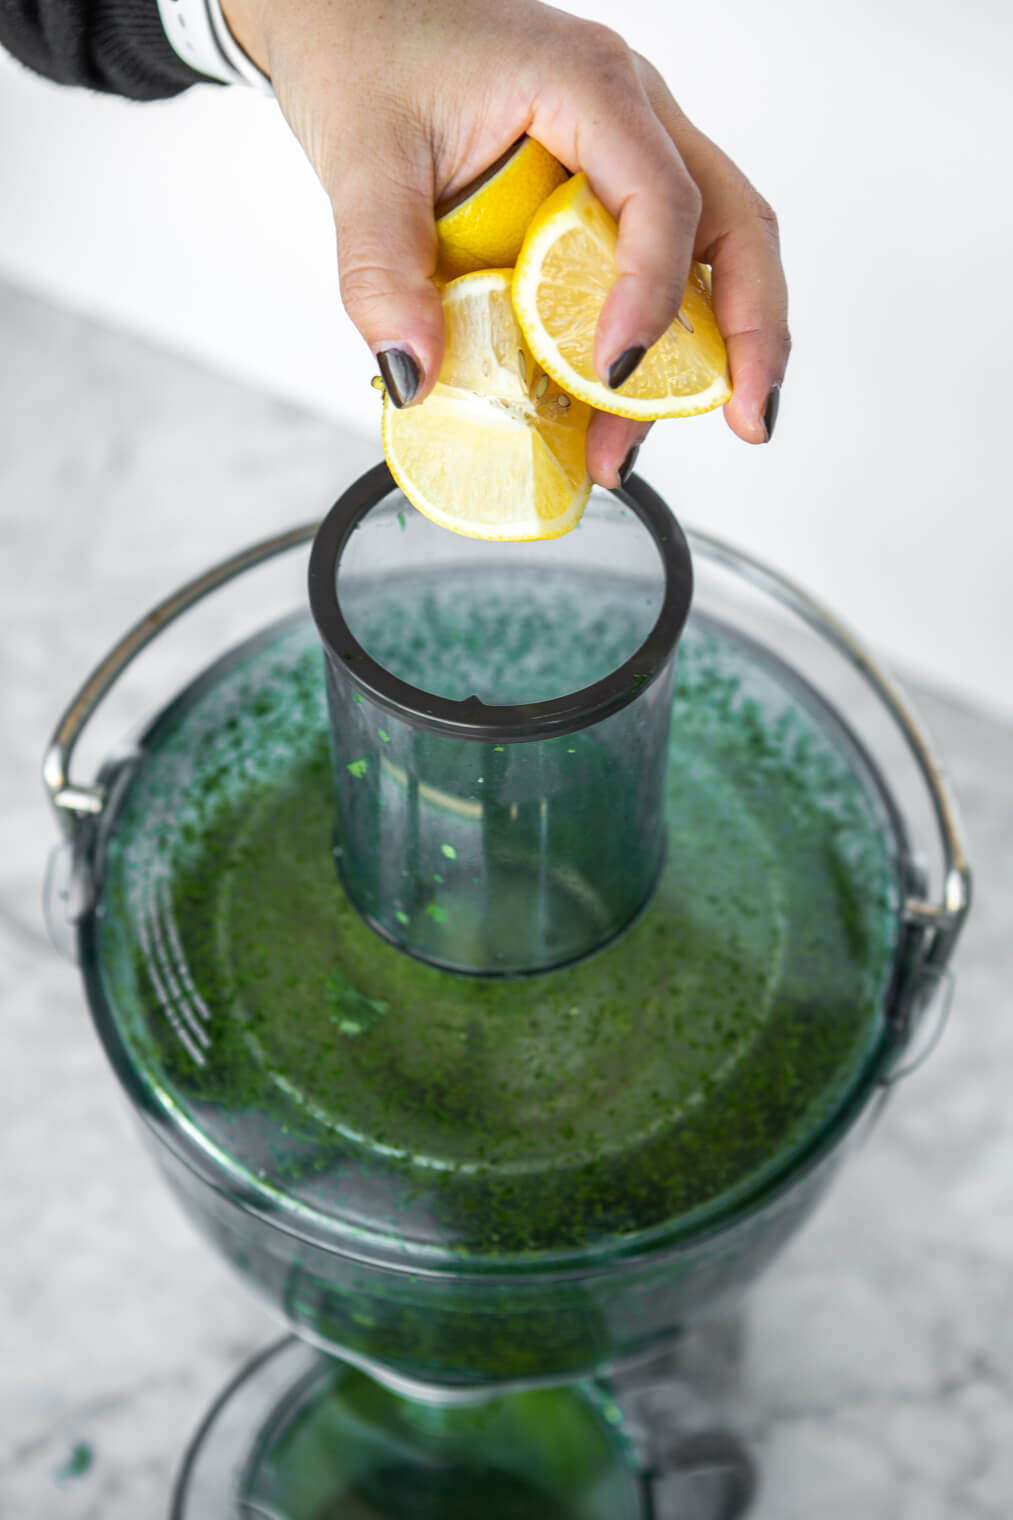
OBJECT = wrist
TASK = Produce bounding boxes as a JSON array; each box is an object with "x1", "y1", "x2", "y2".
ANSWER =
[{"x1": 219, "y1": 0, "x2": 272, "y2": 76}]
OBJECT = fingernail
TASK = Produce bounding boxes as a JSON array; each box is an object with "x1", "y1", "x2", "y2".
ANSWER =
[
  {"x1": 763, "y1": 384, "x2": 781, "y2": 442},
  {"x1": 608, "y1": 345, "x2": 646, "y2": 391},
  {"x1": 376, "y1": 348, "x2": 421, "y2": 408},
  {"x1": 618, "y1": 443, "x2": 641, "y2": 487}
]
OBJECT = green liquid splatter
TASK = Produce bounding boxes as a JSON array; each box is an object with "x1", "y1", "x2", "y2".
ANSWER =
[{"x1": 53, "y1": 1443, "x2": 93, "y2": 1483}]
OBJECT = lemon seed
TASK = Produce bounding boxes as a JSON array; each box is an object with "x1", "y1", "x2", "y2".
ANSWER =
[
  {"x1": 534, "y1": 375, "x2": 549, "y2": 399},
  {"x1": 517, "y1": 349, "x2": 528, "y2": 387},
  {"x1": 556, "y1": 394, "x2": 571, "y2": 410},
  {"x1": 676, "y1": 310, "x2": 694, "y2": 334}
]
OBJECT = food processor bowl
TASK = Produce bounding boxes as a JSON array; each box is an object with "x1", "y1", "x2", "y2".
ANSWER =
[{"x1": 44, "y1": 466, "x2": 970, "y2": 1518}]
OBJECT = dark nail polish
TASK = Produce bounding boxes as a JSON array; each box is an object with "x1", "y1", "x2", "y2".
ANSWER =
[
  {"x1": 618, "y1": 443, "x2": 641, "y2": 487},
  {"x1": 763, "y1": 384, "x2": 781, "y2": 442},
  {"x1": 377, "y1": 348, "x2": 420, "y2": 408},
  {"x1": 608, "y1": 345, "x2": 646, "y2": 391}
]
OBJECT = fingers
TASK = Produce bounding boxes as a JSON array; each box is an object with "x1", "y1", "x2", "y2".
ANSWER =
[
  {"x1": 331, "y1": 141, "x2": 445, "y2": 406},
  {"x1": 531, "y1": 26, "x2": 702, "y2": 388},
  {"x1": 584, "y1": 120, "x2": 702, "y2": 391},
  {"x1": 676, "y1": 128, "x2": 789, "y2": 443},
  {"x1": 636, "y1": 62, "x2": 790, "y2": 442},
  {"x1": 706, "y1": 208, "x2": 789, "y2": 443},
  {"x1": 586, "y1": 412, "x2": 652, "y2": 490}
]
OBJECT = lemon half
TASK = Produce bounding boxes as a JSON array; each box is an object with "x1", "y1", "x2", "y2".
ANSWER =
[
  {"x1": 435, "y1": 138, "x2": 571, "y2": 284},
  {"x1": 513, "y1": 173, "x2": 732, "y2": 421},
  {"x1": 382, "y1": 270, "x2": 592, "y2": 541}
]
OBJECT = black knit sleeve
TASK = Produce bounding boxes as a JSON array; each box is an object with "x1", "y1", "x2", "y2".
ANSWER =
[{"x1": 0, "y1": 0, "x2": 216, "y2": 98}]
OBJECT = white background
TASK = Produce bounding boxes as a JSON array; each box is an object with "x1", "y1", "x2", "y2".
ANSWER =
[{"x1": 0, "y1": 0, "x2": 1010, "y2": 719}]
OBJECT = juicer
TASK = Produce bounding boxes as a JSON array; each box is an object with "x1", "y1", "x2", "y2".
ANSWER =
[{"x1": 43, "y1": 464, "x2": 970, "y2": 1518}]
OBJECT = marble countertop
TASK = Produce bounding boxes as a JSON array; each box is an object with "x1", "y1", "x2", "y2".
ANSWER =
[{"x1": 2, "y1": 277, "x2": 1011, "y2": 1520}]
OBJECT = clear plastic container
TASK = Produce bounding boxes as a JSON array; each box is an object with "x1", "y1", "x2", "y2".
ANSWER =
[{"x1": 309, "y1": 474, "x2": 692, "y2": 975}]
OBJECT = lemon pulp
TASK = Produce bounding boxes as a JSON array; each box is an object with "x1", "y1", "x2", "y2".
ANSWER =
[{"x1": 382, "y1": 271, "x2": 591, "y2": 541}]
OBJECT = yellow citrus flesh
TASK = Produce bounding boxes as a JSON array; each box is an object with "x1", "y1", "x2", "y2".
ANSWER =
[
  {"x1": 435, "y1": 138, "x2": 570, "y2": 284},
  {"x1": 512, "y1": 173, "x2": 732, "y2": 421},
  {"x1": 382, "y1": 271, "x2": 592, "y2": 542}
]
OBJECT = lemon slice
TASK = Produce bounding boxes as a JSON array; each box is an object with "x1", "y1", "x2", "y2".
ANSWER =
[
  {"x1": 512, "y1": 173, "x2": 732, "y2": 421},
  {"x1": 435, "y1": 138, "x2": 570, "y2": 284},
  {"x1": 382, "y1": 271, "x2": 592, "y2": 541}
]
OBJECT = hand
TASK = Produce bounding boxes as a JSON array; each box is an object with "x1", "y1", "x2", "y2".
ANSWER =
[{"x1": 221, "y1": 0, "x2": 790, "y2": 484}]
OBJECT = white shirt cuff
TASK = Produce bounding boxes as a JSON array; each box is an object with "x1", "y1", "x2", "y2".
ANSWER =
[{"x1": 156, "y1": 0, "x2": 274, "y2": 93}]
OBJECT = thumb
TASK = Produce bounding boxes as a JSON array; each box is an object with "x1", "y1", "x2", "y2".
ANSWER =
[{"x1": 332, "y1": 151, "x2": 445, "y2": 408}]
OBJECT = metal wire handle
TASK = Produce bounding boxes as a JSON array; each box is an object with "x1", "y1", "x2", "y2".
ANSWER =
[
  {"x1": 40, "y1": 507, "x2": 971, "y2": 976},
  {"x1": 686, "y1": 529, "x2": 971, "y2": 978},
  {"x1": 41, "y1": 522, "x2": 318, "y2": 842}
]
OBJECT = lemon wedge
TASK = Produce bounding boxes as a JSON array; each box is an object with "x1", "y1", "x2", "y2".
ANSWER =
[
  {"x1": 382, "y1": 270, "x2": 592, "y2": 541},
  {"x1": 435, "y1": 138, "x2": 570, "y2": 284},
  {"x1": 512, "y1": 173, "x2": 732, "y2": 420}
]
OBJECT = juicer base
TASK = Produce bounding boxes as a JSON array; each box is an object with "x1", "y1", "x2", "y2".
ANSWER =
[{"x1": 170, "y1": 1336, "x2": 756, "y2": 1520}]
